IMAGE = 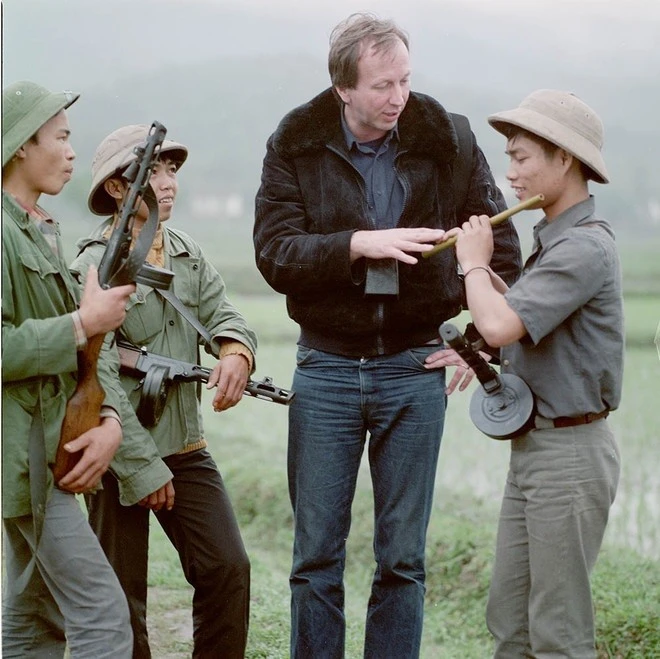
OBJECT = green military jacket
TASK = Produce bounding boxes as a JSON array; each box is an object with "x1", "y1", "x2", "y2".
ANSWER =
[
  {"x1": 1, "y1": 193, "x2": 171, "y2": 518},
  {"x1": 70, "y1": 221, "x2": 258, "y2": 458}
]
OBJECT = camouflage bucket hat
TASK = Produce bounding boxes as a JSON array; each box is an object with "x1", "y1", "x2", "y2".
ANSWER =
[
  {"x1": 88, "y1": 124, "x2": 188, "y2": 215},
  {"x1": 2, "y1": 80, "x2": 79, "y2": 167},
  {"x1": 488, "y1": 89, "x2": 609, "y2": 184}
]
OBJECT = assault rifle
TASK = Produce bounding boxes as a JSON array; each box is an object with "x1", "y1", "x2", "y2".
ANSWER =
[
  {"x1": 116, "y1": 340, "x2": 295, "y2": 428},
  {"x1": 54, "y1": 122, "x2": 172, "y2": 481}
]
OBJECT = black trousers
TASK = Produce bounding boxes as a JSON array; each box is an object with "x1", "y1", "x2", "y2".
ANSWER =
[{"x1": 87, "y1": 448, "x2": 250, "y2": 659}]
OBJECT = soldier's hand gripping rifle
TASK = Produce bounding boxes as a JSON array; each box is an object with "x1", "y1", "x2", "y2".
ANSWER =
[
  {"x1": 116, "y1": 341, "x2": 295, "y2": 428},
  {"x1": 54, "y1": 122, "x2": 172, "y2": 481},
  {"x1": 439, "y1": 323, "x2": 535, "y2": 439}
]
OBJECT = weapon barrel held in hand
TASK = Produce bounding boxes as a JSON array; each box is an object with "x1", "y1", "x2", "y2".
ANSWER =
[
  {"x1": 422, "y1": 194, "x2": 544, "y2": 259},
  {"x1": 117, "y1": 341, "x2": 295, "y2": 428}
]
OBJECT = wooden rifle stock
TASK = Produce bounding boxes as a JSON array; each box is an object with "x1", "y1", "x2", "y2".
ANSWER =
[{"x1": 53, "y1": 334, "x2": 106, "y2": 482}]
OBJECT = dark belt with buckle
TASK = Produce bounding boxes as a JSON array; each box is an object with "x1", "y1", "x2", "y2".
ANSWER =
[{"x1": 536, "y1": 409, "x2": 610, "y2": 429}]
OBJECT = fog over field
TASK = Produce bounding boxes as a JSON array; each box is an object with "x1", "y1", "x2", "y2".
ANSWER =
[{"x1": 3, "y1": 0, "x2": 659, "y2": 241}]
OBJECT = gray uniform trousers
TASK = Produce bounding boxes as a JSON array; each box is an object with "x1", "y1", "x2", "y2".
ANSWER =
[
  {"x1": 486, "y1": 419, "x2": 620, "y2": 659},
  {"x1": 2, "y1": 487, "x2": 132, "y2": 658}
]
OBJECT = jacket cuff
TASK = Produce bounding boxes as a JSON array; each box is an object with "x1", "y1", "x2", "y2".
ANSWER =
[
  {"x1": 70, "y1": 311, "x2": 88, "y2": 350},
  {"x1": 116, "y1": 459, "x2": 173, "y2": 506}
]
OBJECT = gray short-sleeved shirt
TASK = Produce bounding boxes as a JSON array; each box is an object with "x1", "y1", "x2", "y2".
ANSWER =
[{"x1": 502, "y1": 196, "x2": 624, "y2": 419}]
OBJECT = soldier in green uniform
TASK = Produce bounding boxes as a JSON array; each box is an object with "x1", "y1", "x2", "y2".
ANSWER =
[
  {"x1": 1, "y1": 81, "x2": 171, "y2": 657},
  {"x1": 70, "y1": 124, "x2": 258, "y2": 658}
]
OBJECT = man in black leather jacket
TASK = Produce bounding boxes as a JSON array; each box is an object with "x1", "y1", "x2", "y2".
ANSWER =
[{"x1": 254, "y1": 12, "x2": 522, "y2": 659}]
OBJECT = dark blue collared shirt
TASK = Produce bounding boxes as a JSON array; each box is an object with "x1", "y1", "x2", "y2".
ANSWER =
[{"x1": 341, "y1": 112, "x2": 403, "y2": 229}]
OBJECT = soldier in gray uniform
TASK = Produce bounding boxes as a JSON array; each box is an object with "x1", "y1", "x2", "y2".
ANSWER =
[{"x1": 445, "y1": 90, "x2": 623, "y2": 658}]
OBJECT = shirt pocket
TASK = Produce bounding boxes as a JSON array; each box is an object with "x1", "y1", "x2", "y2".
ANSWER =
[
  {"x1": 172, "y1": 257, "x2": 201, "y2": 309},
  {"x1": 19, "y1": 252, "x2": 75, "y2": 314},
  {"x1": 120, "y1": 285, "x2": 164, "y2": 345},
  {"x1": 19, "y1": 252, "x2": 61, "y2": 288}
]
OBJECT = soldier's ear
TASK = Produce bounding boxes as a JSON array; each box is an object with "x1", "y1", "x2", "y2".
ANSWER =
[{"x1": 103, "y1": 178, "x2": 126, "y2": 201}]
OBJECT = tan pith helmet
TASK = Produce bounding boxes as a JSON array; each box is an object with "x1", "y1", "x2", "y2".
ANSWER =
[
  {"x1": 488, "y1": 89, "x2": 609, "y2": 184},
  {"x1": 88, "y1": 124, "x2": 188, "y2": 215}
]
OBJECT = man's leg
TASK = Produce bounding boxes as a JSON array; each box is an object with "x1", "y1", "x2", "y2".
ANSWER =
[
  {"x1": 523, "y1": 422, "x2": 620, "y2": 659},
  {"x1": 362, "y1": 346, "x2": 446, "y2": 659},
  {"x1": 155, "y1": 449, "x2": 250, "y2": 659},
  {"x1": 87, "y1": 472, "x2": 151, "y2": 658},
  {"x1": 486, "y1": 468, "x2": 533, "y2": 659},
  {"x1": 4, "y1": 488, "x2": 132, "y2": 658},
  {"x1": 288, "y1": 347, "x2": 367, "y2": 659},
  {"x1": 3, "y1": 517, "x2": 67, "y2": 658}
]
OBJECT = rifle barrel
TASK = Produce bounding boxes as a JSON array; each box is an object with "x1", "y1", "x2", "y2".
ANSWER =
[{"x1": 422, "y1": 193, "x2": 544, "y2": 258}]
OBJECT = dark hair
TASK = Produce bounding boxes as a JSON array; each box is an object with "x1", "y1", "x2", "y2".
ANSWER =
[
  {"x1": 328, "y1": 12, "x2": 409, "y2": 89},
  {"x1": 501, "y1": 125, "x2": 595, "y2": 181}
]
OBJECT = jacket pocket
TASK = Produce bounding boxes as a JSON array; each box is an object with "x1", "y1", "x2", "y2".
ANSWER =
[
  {"x1": 172, "y1": 257, "x2": 201, "y2": 308},
  {"x1": 19, "y1": 251, "x2": 59, "y2": 277}
]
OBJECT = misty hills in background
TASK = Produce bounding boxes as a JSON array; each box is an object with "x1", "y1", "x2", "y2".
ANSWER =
[{"x1": 3, "y1": 0, "x2": 659, "y2": 243}]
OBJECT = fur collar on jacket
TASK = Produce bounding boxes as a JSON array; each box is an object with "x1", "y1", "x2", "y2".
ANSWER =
[{"x1": 270, "y1": 87, "x2": 460, "y2": 166}]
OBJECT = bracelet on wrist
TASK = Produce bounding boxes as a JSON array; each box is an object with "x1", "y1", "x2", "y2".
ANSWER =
[{"x1": 463, "y1": 266, "x2": 491, "y2": 278}]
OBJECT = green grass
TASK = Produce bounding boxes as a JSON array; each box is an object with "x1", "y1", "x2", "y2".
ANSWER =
[
  {"x1": 624, "y1": 295, "x2": 660, "y2": 347},
  {"x1": 146, "y1": 447, "x2": 660, "y2": 658},
  {"x1": 145, "y1": 315, "x2": 660, "y2": 657}
]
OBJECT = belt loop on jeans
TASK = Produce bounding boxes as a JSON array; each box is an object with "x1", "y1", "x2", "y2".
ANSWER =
[
  {"x1": 424, "y1": 338, "x2": 444, "y2": 346},
  {"x1": 534, "y1": 409, "x2": 610, "y2": 429}
]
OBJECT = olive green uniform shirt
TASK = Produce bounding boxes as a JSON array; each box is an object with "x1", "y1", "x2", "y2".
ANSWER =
[
  {"x1": 70, "y1": 221, "x2": 258, "y2": 458},
  {"x1": 1, "y1": 193, "x2": 171, "y2": 518}
]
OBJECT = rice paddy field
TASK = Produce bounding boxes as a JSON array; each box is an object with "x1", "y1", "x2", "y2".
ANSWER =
[{"x1": 145, "y1": 274, "x2": 660, "y2": 657}]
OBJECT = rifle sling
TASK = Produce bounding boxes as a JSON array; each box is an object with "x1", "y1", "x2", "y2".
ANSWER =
[
  {"x1": 13, "y1": 392, "x2": 47, "y2": 593},
  {"x1": 156, "y1": 287, "x2": 213, "y2": 345},
  {"x1": 155, "y1": 287, "x2": 212, "y2": 402}
]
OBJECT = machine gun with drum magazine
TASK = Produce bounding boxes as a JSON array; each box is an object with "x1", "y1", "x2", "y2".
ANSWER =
[
  {"x1": 439, "y1": 323, "x2": 535, "y2": 440},
  {"x1": 117, "y1": 340, "x2": 295, "y2": 428}
]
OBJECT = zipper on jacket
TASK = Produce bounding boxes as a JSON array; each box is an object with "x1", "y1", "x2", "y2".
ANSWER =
[{"x1": 327, "y1": 143, "x2": 401, "y2": 354}]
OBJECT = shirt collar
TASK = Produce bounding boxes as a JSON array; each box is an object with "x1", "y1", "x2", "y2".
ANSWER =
[
  {"x1": 533, "y1": 196, "x2": 596, "y2": 249},
  {"x1": 340, "y1": 107, "x2": 399, "y2": 151},
  {"x1": 2, "y1": 191, "x2": 51, "y2": 226}
]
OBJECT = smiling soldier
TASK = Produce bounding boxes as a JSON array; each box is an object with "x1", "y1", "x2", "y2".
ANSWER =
[{"x1": 70, "y1": 125, "x2": 258, "y2": 658}]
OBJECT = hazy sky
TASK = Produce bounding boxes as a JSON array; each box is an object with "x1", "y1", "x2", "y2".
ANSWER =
[{"x1": 190, "y1": 0, "x2": 660, "y2": 22}]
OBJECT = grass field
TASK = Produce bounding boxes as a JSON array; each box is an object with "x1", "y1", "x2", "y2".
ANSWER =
[{"x1": 144, "y1": 292, "x2": 660, "y2": 658}]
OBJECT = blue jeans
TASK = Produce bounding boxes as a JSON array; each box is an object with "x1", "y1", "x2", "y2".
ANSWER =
[{"x1": 288, "y1": 346, "x2": 447, "y2": 659}]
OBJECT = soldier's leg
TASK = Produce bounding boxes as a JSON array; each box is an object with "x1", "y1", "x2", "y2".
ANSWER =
[
  {"x1": 156, "y1": 449, "x2": 250, "y2": 659},
  {"x1": 87, "y1": 473, "x2": 151, "y2": 658}
]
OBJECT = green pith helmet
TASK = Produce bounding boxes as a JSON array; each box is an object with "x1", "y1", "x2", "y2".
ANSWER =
[{"x1": 2, "y1": 80, "x2": 79, "y2": 167}]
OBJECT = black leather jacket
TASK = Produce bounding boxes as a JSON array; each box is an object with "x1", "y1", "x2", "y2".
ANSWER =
[{"x1": 254, "y1": 88, "x2": 522, "y2": 357}]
